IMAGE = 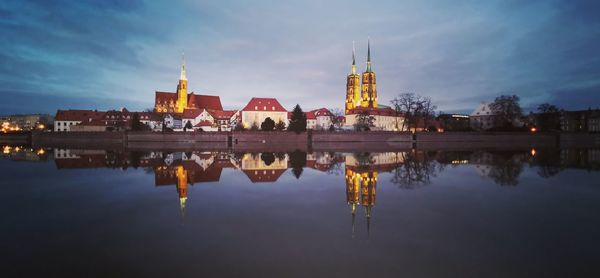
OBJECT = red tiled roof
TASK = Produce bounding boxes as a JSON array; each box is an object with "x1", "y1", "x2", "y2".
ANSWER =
[
  {"x1": 55, "y1": 110, "x2": 105, "y2": 121},
  {"x1": 182, "y1": 108, "x2": 202, "y2": 119},
  {"x1": 209, "y1": 110, "x2": 236, "y2": 120},
  {"x1": 155, "y1": 91, "x2": 177, "y2": 103},
  {"x1": 241, "y1": 97, "x2": 287, "y2": 112},
  {"x1": 188, "y1": 93, "x2": 223, "y2": 111},
  {"x1": 242, "y1": 169, "x2": 287, "y2": 183}
]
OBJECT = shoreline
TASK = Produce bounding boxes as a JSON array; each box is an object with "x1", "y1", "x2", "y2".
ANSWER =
[{"x1": 2, "y1": 131, "x2": 599, "y2": 151}]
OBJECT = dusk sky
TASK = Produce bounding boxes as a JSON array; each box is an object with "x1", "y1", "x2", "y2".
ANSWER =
[{"x1": 1, "y1": 0, "x2": 599, "y2": 115}]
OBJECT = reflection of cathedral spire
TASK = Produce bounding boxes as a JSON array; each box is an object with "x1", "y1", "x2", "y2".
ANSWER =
[
  {"x1": 176, "y1": 165, "x2": 188, "y2": 218},
  {"x1": 345, "y1": 166, "x2": 377, "y2": 237}
]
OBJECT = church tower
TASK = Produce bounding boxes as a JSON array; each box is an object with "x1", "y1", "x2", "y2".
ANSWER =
[
  {"x1": 175, "y1": 53, "x2": 188, "y2": 113},
  {"x1": 361, "y1": 40, "x2": 377, "y2": 109},
  {"x1": 345, "y1": 42, "x2": 361, "y2": 114}
]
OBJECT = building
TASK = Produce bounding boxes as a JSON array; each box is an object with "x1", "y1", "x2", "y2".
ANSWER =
[
  {"x1": 469, "y1": 102, "x2": 495, "y2": 130},
  {"x1": 69, "y1": 119, "x2": 108, "y2": 132},
  {"x1": 154, "y1": 55, "x2": 235, "y2": 131},
  {"x1": 239, "y1": 97, "x2": 288, "y2": 129},
  {"x1": 437, "y1": 114, "x2": 470, "y2": 131},
  {"x1": 343, "y1": 40, "x2": 404, "y2": 131},
  {"x1": 305, "y1": 108, "x2": 333, "y2": 130},
  {"x1": 54, "y1": 110, "x2": 105, "y2": 132},
  {"x1": 1, "y1": 114, "x2": 53, "y2": 131},
  {"x1": 345, "y1": 106, "x2": 404, "y2": 131},
  {"x1": 561, "y1": 109, "x2": 600, "y2": 132}
]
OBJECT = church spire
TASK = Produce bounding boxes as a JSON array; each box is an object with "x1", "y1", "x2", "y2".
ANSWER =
[
  {"x1": 366, "y1": 39, "x2": 372, "y2": 73},
  {"x1": 180, "y1": 52, "x2": 187, "y2": 81},
  {"x1": 351, "y1": 41, "x2": 357, "y2": 75}
]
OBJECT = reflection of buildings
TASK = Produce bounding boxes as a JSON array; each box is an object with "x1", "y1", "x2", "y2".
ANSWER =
[
  {"x1": 1, "y1": 146, "x2": 49, "y2": 161},
  {"x1": 241, "y1": 153, "x2": 288, "y2": 183},
  {"x1": 344, "y1": 152, "x2": 404, "y2": 236}
]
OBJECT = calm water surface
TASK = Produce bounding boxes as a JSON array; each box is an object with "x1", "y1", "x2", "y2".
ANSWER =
[{"x1": 2, "y1": 146, "x2": 599, "y2": 277}]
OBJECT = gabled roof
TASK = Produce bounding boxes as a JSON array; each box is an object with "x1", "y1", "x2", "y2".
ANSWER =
[
  {"x1": 305, "y1": 108, "x2": 332, "y2": 120},
  {"x1": 209, "y1": 110, "x2": 237, "y2": 120},
  {"x1": 182, "y1": 108, "x2": 203, "y2": 119},
  {"x1": 55, "y1": 110, "x2": 105, "y2": 121},
  {"x1": 242, "y1": 169, "x2": 287, "y2": 183},
  {"x1": 188, "y1": 93, "x2": 223, "y2": 111},
  {"x1": 241, "y1": 97, "x2": 287, "y2": 112},
  {"x1": 155, "y1": 91, "x2": 177, "y2": 103}
]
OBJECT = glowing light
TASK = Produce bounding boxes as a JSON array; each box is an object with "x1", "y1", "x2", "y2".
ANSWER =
[
  {"x1": 530, "y1": 127, "x2": 537, "y2": 132},
  {"x1": 531, "y1": 149, "x2": 536, "y2": 156},
  {"x1": 2, "y1": 146, "x2": 10, "y2": 154},
  {"x1": 37, "y1": 149, "x2": 45, "y2": 155}
]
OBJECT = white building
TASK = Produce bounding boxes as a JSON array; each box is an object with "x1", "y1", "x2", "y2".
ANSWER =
[{"x1": 240, "y1": 97, "x2": 288, "y2": 129}]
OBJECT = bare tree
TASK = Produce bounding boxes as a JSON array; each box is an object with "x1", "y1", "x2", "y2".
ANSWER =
[
  {"x1": 489, "y1": 95, "x2": 522, "y2": 128},
  {"x1": 391, "y1": 93, "x2": 437, "y2": 131},
  {"x1": 328, "y1": 108, "x2": 345, "y2": 130}
]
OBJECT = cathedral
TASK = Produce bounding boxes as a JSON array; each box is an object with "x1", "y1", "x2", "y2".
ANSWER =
[
  {"x1": 345, "y1": 40, "x2": 377, "y2": 113},
  {"x1": 154, "y1": 55, "x2": 224, "y2": 114},
  {"x1": 344, "y1": 40, "x2": 405, "y2": 131}
]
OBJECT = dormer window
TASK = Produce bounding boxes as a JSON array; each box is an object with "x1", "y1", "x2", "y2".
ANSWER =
[
  {"x1": 255, "y1": 106, "x2": 258, "y2": 110},
  {"x1": 264, "y1": 106, "x2": 266, "y2": 110}
]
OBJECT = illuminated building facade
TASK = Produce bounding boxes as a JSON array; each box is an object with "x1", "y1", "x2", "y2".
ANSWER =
[{"x1": 344, "y1": 40, "x2": 404, "y2": 131}]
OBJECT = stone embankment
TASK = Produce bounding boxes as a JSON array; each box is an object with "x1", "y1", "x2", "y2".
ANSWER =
[{"x1": 25, "y1": 130, "x2": 600, "y2": 151}]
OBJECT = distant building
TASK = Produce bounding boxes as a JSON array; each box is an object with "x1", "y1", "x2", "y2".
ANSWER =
[
  {"x1": 54, "y1": 110, "x2": 105, "y2": 132},
  {"x1": 437, "y1": 114, "x2": 470, "y2": 131},
  {"x1": 561, "y1": 109, "x2": 600, "y2": 132},
  {"x1": 2, "y1": 114, "x2": 53, "y2": 131},
  {"x1": 305, "y1": 108, "x2": 333, "y2": 130},
  {"x1": 469, "y1": 102, "x2": 495, "y2": 130},
  {"x1": 240, "y1": 97, "x2": 288, "y2": 129},
  {"x1": 69, "y1": 119, "x2": 108, "y2": 132}
]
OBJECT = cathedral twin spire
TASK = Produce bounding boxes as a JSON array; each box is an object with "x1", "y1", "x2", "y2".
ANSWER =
[{"x1": 345, "y1": 39, "x2": 377, "y2": 113}]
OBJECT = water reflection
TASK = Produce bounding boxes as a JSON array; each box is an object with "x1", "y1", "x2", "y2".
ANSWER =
[{"x1": 3, "y1": 146, "x2": 600, "y2": 232}]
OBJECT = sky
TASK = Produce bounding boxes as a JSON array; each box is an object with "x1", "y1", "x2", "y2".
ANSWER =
[{"x1": 1, "y1": 0, "x2": 599, "y2": 115}]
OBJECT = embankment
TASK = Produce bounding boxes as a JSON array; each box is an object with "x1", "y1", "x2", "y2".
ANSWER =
[{"x1": 28, "y1": 131, "x2": 600, "y2": 151}]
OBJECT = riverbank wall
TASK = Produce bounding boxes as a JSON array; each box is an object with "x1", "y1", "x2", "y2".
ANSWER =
[{"x1": 25, "y1": 130, "x2": 600, "y2": 151}]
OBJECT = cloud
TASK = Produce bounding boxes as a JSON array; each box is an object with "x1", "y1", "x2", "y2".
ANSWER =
[{"x1": 0, "y1": 0, "x2": 598, "y2": 115}]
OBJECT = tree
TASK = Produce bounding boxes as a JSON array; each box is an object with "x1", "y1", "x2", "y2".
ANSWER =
[
  {"x1": 328, "y1": 108, "x2": 345, "y2": 130},
  {"x1": 250, "y1": 122, "x2": 259, "y2": 131},
  {"x1": 354, "y1": 110, "x2": 375, "y2": 131},
  {"x1": 261, "y1": 152, "x2": 275, "y2": 166},
  {"x1": 261, "y1": 117, "x2": 275, "y2": 131},
  {"x1": 184, "y1": 120, "x2": 193, "y2": 132},
  {"x1": 234, "y1": 122, "x2": 246, "y2": 131},
  {"x1": 391, "y1": 92, "x2": 437, "y2": 131},
  {"x1": 537, "y1": 103, "x2": 560, "y2": 114},
  {"x1": 489, "y1": 95, "x2": 522, "y2": 128},
  {"x1": 288, "y1": 104, "x2": 307, "y2": 133},
  {"x1": 275, "y1": 120, "x2": 286, "y2": 131},
  {"x1": 131, "y1": 113, "x2": 146, "y2": 131},
  {"x1": 536, "y1": 103, "x2": 561, "y2": 131},
  {"x1": 288, "y1": 150, "x2": 307, "y2": 179}
]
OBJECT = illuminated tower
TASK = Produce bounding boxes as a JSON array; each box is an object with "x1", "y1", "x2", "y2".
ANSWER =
[
  {"x1": 361, "y1": 40, "x2": 377, "y2": 108},
  {"x1": 345, "y1": 168, "x2": 361, "y2": 236},
  {"x1": 175, "y1": 53, "x2": 188, "y2": 113},
  {"x1": 345, "y1": 42, "x2": 361, "y2": 114},
  {"x1": 360, "y1": 171, "x2": 377, "y2": 235},
  {"x1": 175, "y1": 165, "x2": 188, "y2": 216}
]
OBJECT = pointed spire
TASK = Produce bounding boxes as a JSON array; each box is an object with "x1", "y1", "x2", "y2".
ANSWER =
[
  {"x1": 366, "y1": 38, "x2": 372, "y2": 73},
  {"x1": 350, "y1": 41, "x2": 357, "y2": 75},
  {"x1": 180, "y1": 51, "x2": 187, "y2": 81}
]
